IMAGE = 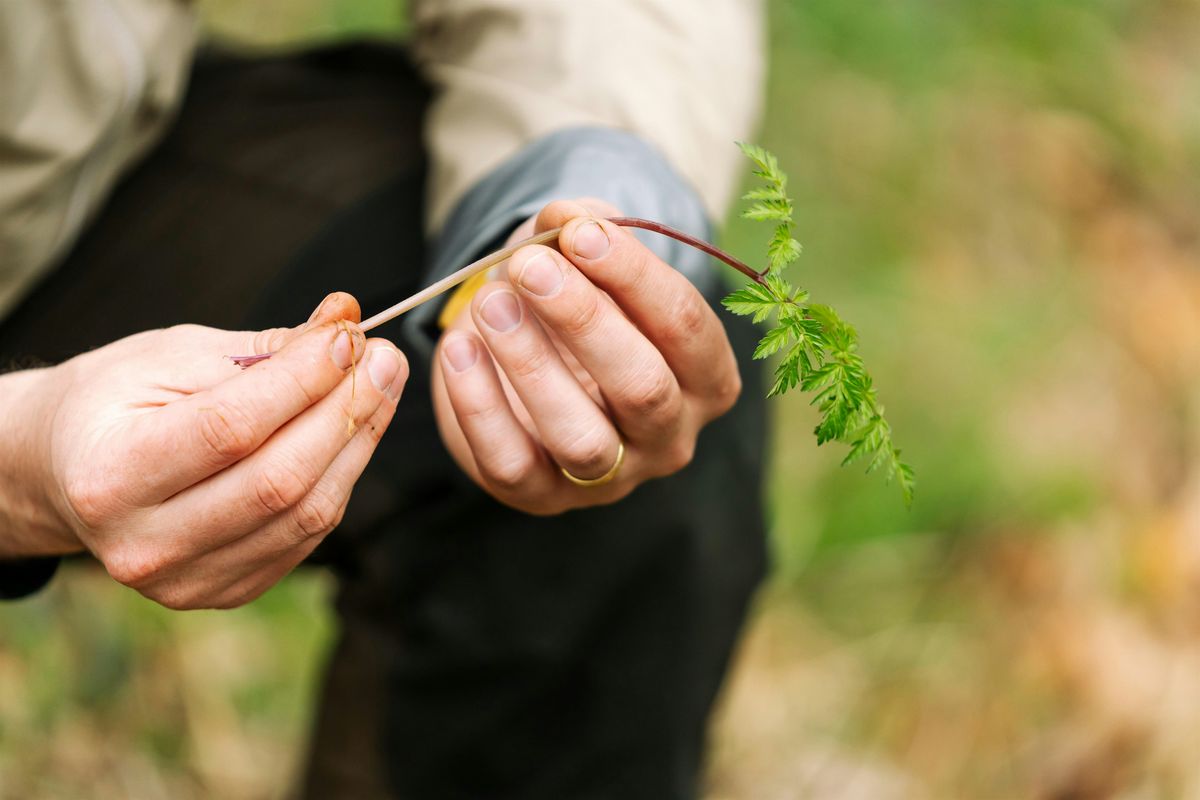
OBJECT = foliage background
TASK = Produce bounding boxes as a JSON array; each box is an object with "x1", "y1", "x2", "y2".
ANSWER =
[{"x1": 3, "y1": 0, "x2": 1199, "y2": 797}]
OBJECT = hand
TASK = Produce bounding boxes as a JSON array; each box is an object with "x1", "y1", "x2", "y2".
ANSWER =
[
  {"x1": 0, "y1": 293, "x2": 408, "y2": 609},
  {"x1": 432, "y1": 199, "x2": 742, "y2": 515}
]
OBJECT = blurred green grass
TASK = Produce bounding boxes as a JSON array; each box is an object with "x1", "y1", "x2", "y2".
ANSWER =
[
  {"x1": 3, "y1": 1, "x2": 1200, "y2": 797},
  {"x1": 731, "y1": 0, "x2": 1147, "y2": 568}
]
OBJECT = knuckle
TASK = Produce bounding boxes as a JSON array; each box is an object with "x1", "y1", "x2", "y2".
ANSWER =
[
  {"x1": 213, "y1": 594, "x2": 257, "y2": 611},
  {"x1": 521, "y1": 498, "x2": 567, "y2": 517},
  {"x1": 620, "y1": 369, "x2": 680, "y2": 422},
  {"x1": 198, "y1": 400, "x2": 259, "y2": 462},
  {"x1": 252, "y1": 326, "x2": 289, "y2": 355},
  {"x1": 558, "y1": 431, "x2": 614, "y2": 476},
  {"x1": 556, "y1": 291, "x2": 606, "y2": 340},
  {"x1": 710, "y1": 369, "x2": 743, "y2": 415},
  {"x1": 253, "y1": 460, "x2": 316, "y2": 517},
  {"x1": 165, "y1": 323, "x2": 207, "y2": 339},
  {"x1": 661, "y1": 439, "x2": 696, "y2": 476},
  {"x1": 104, "y1": 546, "x2": 173, "y2": 589},
  {"x1": 455, "y1": 399, "x2": 503, "y2": 428},
  {"x1": 149, "y1": 587, "x2": 198, "y2": 612},
  {"x1": 481, "y1": 451, "x2": 538, "y2": 494},
  {"x1": 290, "y1": 488, "x2": 344, "y2": 540},
  {"x1": 213, "y1": 581, "x2": 268, "y2": 610},
  {"x1": 278, "y1": 362, "x2": 325, "y2": 408},
  {"x1": 61, "y1": 471, "x2": 121, "y2": 530},
  {"x1": 657, "y1": 296, "x2": 711, "y2": 351},
  {"x1": 503, "y1": 344, "x2": 553, "y2": 382}
]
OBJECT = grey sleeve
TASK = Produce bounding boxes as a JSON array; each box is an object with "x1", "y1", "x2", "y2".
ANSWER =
[{"x1": 401, "y1": 127, "x2": 719, "y2": 359}]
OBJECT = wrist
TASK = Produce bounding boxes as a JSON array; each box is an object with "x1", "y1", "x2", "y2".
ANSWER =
[{"x1": 0, "y1": 366, "x2": 78, "y2": 557}]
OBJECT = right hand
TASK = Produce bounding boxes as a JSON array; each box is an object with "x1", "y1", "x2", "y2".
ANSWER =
[{"x1": 14, "y1": 292, "x2": 407, "y2": 609}]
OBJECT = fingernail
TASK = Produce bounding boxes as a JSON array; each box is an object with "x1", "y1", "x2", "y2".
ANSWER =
[
  {"x1": 331, "y1": 327, "x2": 364, "y2": 370},
  {"x1": 517, "y1": 252, "x2": 564, "y2": 296},
  {"x1": 443, "y1": 333, "x2": 478, "y2": 373},
  {"x1": 368, "y1": 346, "x2": 402, "y2": 397},
  {"x1": 478, "y1": 291, "x2": 522, "y2": 332},
  {"x1": 571, "y1": 220, "x2": 609, "y2": 260},
  {"x1": 307, "y1": 293, "x2": 335, "y2": 324}
]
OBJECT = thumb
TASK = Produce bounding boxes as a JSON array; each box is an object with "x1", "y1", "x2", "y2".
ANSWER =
[
  {"x1": 305, "y1": 291, "x2": 363, "y2": 328},
  {"x1": 253, "y1": 292, "x2": 364, "y2": 356}
]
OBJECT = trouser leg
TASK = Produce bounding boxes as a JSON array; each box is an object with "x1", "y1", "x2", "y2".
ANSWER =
[{"x1": 305, "y1": 375, "x2": 768, "y2": 799}]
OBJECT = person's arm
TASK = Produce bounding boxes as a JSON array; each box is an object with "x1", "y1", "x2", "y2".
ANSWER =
[
  {"x1": 0, "y1": 1, "x2": 196, "y2": 320},
  {"x1": 410, "y1": 0, "x2": 765, "y2": 233},
  {"x1": 0, "y1": 294, "x2": 409, "y2": 606},
  {"x1": 403, "y1": 0, "x2": 765, "y2": 355},
  {"x1": 407, "y1": 1, "x2": 766, "y2": 513},
  {"x1": 404, "y1": 0, "x2": 766, "y2": 355},
  {"x1": 0, "y1": 368, "x2": 69, "y2": 559},
  {"x1": 0, "y1": 368, "x2": 68, "y2": 598}
]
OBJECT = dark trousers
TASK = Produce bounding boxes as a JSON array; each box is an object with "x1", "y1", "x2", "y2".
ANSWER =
[{"x1": 0, "y1": 44, "x2": 768, "y2": 799}]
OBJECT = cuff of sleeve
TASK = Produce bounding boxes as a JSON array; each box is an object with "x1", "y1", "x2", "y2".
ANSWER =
[
  {"x1": 402, "y1": 126, "x2": 716, "y2": 360},
  {"x1": 0, "y1": 556, "x2": 60, "y2": 600}
]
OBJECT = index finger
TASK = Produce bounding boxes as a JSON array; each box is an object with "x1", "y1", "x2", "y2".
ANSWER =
[
  {"x1": 136, "y1": 292, "x2": 363, "y2": 398},
  {"x1": 123, "y1": 320, "x2": 366, "y2": 505}
]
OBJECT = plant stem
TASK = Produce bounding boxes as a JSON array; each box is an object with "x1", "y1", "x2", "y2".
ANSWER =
[
  {"x1": 607, "y1": 217, "x2": 768, "y2": 287},
  {"x1": 358, "y1": 217, "x2": 766, "y2": 333},
  {"x1": 357, "y1": 228, "x2": 561, "y2": 332},
  {"x1": 231, "y1": 216, "x2": 764, "y2": 367}
]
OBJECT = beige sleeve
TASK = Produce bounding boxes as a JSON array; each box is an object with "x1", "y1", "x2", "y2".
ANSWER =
[
  {"x1": 0, "y1": 0, "x2": 196, "y2": 320},
  {"x1": 410, "y1": 0, "x2": 766, "y2": 232}
]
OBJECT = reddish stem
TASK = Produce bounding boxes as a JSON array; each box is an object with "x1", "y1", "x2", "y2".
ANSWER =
[{"x1": 609, "y1": 217, "x2": 769, "y2": 287}]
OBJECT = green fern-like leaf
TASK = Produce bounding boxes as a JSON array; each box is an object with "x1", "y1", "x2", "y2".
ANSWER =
[
  {"x1": 723, "y1": 144, "x2": 915, "y2": 505},
  {"x1": 752, "y1": 324, "x2": 792, "y2": 360},
  {"x1": 767, "y1": 228, "x2": 802, "y2": 272},
  {"x1": 737, "y1": 143, "x2": 790, "y2": 192},
  {"x1": 741, "y1": 200, "x2": 793, "y2": 223},
  {"x1": 721, "y1": 284, "x2": 776, "y2": 324}
]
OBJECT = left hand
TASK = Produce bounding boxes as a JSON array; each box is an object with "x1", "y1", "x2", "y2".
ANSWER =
[{"x1": 431, "y1": 199, "x2": 742, "y2": 515}]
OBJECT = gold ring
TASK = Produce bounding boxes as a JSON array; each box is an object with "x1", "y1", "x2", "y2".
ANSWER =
[{"x1": 561, "y1": 441, "x2": 625, "y2": 488}]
